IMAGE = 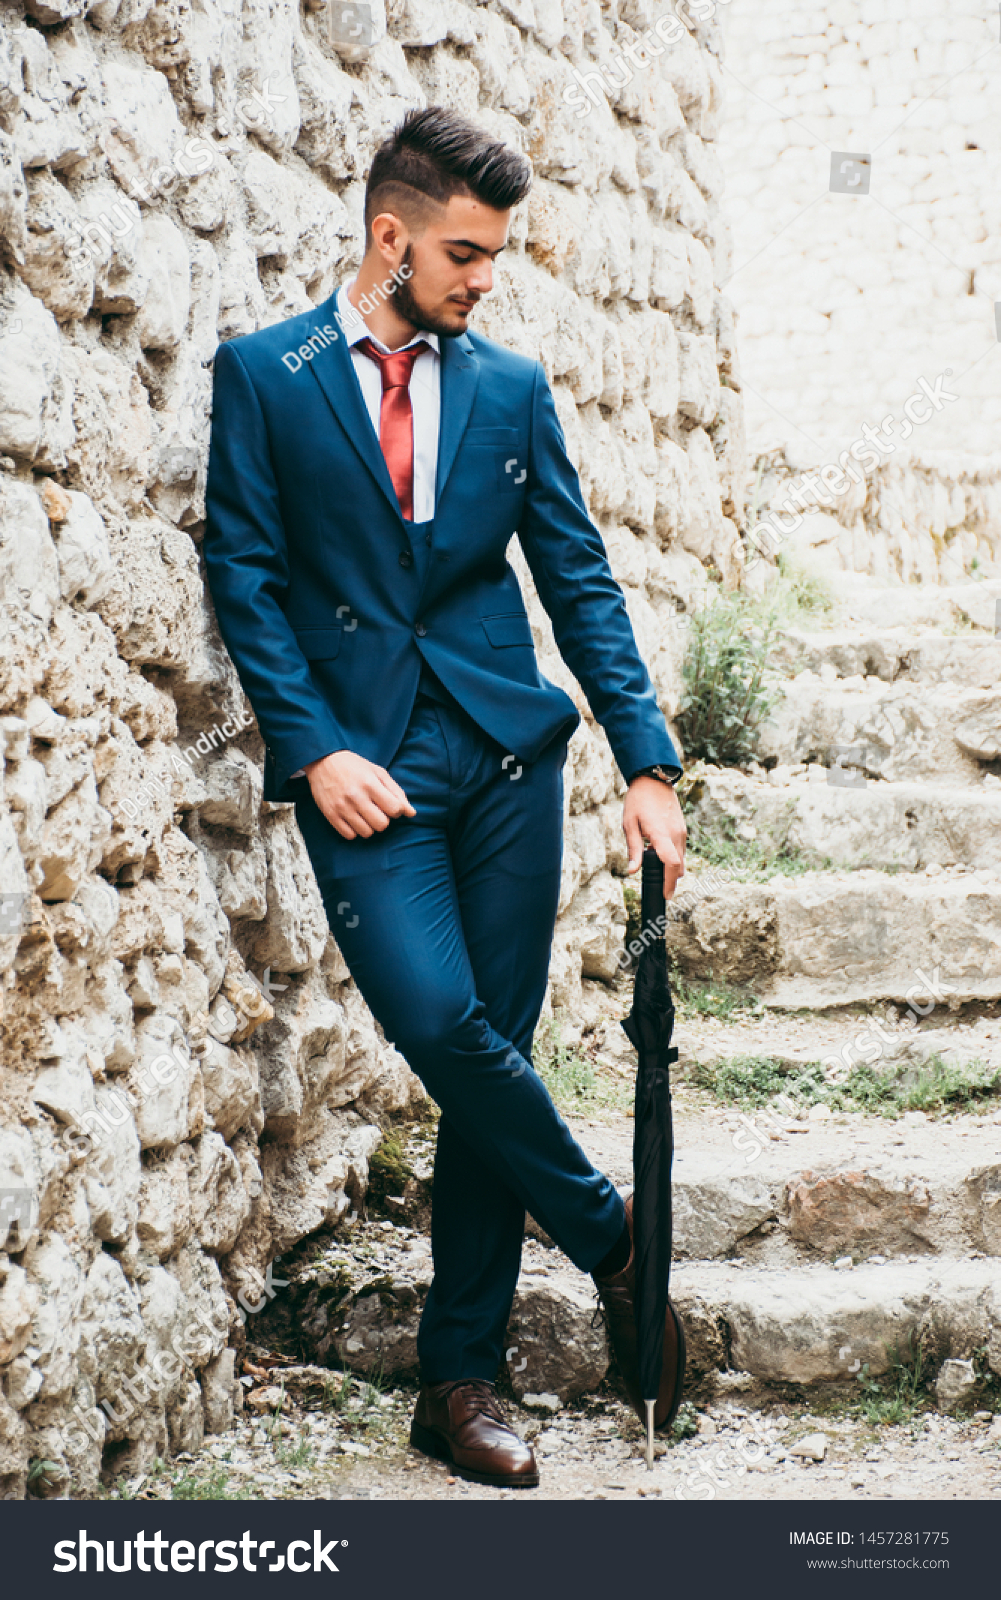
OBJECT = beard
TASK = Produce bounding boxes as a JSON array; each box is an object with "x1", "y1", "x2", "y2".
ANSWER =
[{"x1": 392, "y1": 244, "x2": 477, "y2": 339}]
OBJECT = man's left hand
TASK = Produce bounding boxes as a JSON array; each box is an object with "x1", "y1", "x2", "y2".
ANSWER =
[{"x1": 623, "y1": 776, "x2": 687, "y2": 900}]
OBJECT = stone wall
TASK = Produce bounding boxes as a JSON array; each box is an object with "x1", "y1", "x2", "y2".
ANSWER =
[
  {"x1": 719, "y1": 0, "x2": 1001, "y2": 459},
  {"x1": 0, "y1": 0, "x2": 742, "y2": 1496},
  {"x1": 745, "y1": 445, "x2": 1001, "y2": 589}
]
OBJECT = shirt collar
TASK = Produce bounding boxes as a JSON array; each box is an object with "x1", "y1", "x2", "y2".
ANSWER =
[{"x1": 336, "y1": 282, "x2": 440, "y2": 356}]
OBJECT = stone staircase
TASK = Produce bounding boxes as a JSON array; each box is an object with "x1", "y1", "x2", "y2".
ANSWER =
[{"x1": 649, "y1": 574, "x2": 1001, "y2": 1410}]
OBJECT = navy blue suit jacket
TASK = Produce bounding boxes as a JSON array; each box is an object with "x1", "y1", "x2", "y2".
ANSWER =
[{"x1": 203, "y1": 288, "x2": 681, "y2": 802}]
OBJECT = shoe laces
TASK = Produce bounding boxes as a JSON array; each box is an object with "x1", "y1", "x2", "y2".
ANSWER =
[{"x1": 439, "y1": 1379, "x2": 506, "y2": 1423}]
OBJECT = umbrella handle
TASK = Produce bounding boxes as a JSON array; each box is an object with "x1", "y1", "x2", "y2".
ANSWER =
[{"x1": 641, "y1": 845, "x2": 666, "y2": 941}]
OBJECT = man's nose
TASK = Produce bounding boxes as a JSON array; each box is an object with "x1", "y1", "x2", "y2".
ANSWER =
[{"x1": 466, "y1": 259, "x2": 493, "y2": 295}]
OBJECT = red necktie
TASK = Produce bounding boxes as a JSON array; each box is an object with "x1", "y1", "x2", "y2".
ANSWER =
[{"x1": 356, "y1": 337, "x2": 429, "y2": 521}]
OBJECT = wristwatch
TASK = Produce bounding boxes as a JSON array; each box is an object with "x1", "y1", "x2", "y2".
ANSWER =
[{"x1": 629, "y1": 764, "x2": 682, "y2": 787}]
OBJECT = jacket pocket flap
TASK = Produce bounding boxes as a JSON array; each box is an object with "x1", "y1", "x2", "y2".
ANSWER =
[
  {"x1": 481, "y1": 612, "x2": 533, "y2": 648},
  {"x1": 295, "y1": 626, "x2": 343, "y2": 660}
]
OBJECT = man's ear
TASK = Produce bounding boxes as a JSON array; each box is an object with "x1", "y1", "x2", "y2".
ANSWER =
[{"x1": 369, "y1": 211, "x2": 410, "y2": 266}]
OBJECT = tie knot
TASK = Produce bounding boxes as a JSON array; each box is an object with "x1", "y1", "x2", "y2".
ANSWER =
[{"x1": 357, "y1": 336, "x2": 429, "y2": 391}]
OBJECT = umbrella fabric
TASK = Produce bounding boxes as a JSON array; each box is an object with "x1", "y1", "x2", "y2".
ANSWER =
[{"x1": 620, "y1": 845, "x2": 679, "y2": 1434}]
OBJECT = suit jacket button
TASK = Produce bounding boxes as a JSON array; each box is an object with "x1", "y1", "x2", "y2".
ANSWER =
[
  {"x1": 415, "y1": 621, "x2": 427, "y2": 637},
  {"x1": 399, "y1": 551, "x2": 413, "y2": 568}
]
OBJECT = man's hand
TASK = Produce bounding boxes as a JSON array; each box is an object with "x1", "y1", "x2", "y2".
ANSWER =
[
  {"x1": 305, "y1": 750, "x2": 415, "y2": 839},
  {"x1": 623, "y1": 776, "x2": 687, "y2": 899}
]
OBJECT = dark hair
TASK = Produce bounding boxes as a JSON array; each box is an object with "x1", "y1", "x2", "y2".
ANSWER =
[{"x1": 364, "y1": 107, "x2": 532, "y2": 239}]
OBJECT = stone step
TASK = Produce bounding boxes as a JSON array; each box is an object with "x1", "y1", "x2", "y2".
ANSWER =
[
  {"x1": 772, "y1": 628, "x2": 1001, "y2": 688},
  {"x1": 270, "y1": 1216, "x2": 1001, "y2": 1405},
  {"x1": 756, "y1": 673, "x2": 1001, "y2": 785},
  {"x1": 686, "y1": 765, "x2": 1001, "y2": 873},
  {"x1": 816, "y1": 574, "x2": 1001, "y2": 636},
  {"x1": 569, "y1": 1110, "x2": 1001, "y2": 1267},
  {"x1": 661, "y1": 866, "x2": 1001, "y2": 1007},
  {"x1": 673, "y1": 1256, "x2": 1001, "y2": 1394}
]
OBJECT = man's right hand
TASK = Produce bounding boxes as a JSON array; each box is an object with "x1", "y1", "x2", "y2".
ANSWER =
[{"x1": 304, "y1": 750, "x2": 415, "y2": 839}]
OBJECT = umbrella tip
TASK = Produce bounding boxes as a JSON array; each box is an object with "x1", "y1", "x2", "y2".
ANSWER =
[{"x1": 645, "y1": 1399, "x2": 656, "y2": 1471}]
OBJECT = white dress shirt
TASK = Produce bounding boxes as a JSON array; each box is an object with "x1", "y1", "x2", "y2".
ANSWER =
[
  {"x1": 336, "y1": 283, "x2": 440, "y2": 523},
  {"x1": 288, "y1": 287, "x2": 441, "y2": 777}
]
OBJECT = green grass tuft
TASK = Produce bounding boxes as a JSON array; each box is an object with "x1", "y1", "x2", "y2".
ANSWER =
[
  {"x1": 672, "y1": 973, "x2": 762, "y2": 1022},
  {"x1": 676, "y1": 589, "x2": 782, "y2": 767},
  {"x1": 171, "y1": 1465, "x2": 249, "y2": 1500},
  {"x1": 693, "y1": 1050, "x2": 1001, "y2": 1119},
  {"x1": 532, "y1": 1016, "x2": 633, "y2": 1114}
]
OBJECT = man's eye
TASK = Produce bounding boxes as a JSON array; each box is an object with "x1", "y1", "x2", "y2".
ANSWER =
[{"x1": 448, "y1": 253, "x2": 473, "y2": 264}]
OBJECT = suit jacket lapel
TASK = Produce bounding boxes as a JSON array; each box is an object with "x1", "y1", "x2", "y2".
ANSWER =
[
  {"x1": 436, "y1": 332, "x2": 479, "y2": 505},
  {"x1": 307, "y1": 290, "x2": 402, "y2": 523},
  {"x1": 306, "y1": 293, "x2": 480, "y2": 524}
]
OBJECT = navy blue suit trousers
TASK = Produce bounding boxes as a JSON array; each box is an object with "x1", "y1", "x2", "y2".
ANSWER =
[{"x1": 295, "y1": 679, "x2": 625, "y2": 1381}]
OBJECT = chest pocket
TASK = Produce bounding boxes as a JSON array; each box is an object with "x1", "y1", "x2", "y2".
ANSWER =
[
  {"x1": 465, "y1": 427, "x2": 518, "y2": 446},
  {"x1": 464, "y1": 427, "x2": 526, "y2": 494}
]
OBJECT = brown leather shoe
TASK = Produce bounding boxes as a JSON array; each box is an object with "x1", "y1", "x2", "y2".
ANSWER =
[
  {"x1": 410, "y1": 1380, "x2": 539, "y2": 1488},
  {"x1": 593, "y1": 1192, "x2": 686, "y2": 1431}
]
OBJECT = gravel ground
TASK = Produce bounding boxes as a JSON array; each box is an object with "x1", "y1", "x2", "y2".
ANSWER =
[{"x1": 116, "y1": 1381, "x2": 1001, "y2": 1503}]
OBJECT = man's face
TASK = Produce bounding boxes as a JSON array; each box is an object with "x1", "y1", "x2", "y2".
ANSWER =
[{"x1": 384, "y1": 194, "x2": 511, "y2": 338}]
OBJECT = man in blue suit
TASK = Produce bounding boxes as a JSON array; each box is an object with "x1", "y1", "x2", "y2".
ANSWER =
[{"x1": 205, "y1": 107, "x2": 687, "y2": 1488}]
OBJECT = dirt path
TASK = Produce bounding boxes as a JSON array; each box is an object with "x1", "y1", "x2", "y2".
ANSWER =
[{"x1": 121, "y1": 1377, "x2": 1001, "y2": 1504}]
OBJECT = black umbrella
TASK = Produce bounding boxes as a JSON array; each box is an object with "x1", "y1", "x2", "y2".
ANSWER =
[{"x1": 620, "y1": 844, "x2": 679, "y2": 1469}]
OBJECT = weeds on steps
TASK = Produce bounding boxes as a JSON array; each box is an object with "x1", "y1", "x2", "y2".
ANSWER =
[
  {"x1": 694, "y1": 1050, "x2": 1001, "y2": 1119},
  {"x1": 676, "y1": 571, "x2": 834, "y2": 768}
]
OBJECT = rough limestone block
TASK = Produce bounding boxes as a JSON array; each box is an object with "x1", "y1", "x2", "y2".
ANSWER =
[
  {"x1": 130, "y1": 1015, "x2": 198, "y2": 1151},
  {"x1": 248, "y1": 808, "x2": 329, "y2": 973},
  {"x1": 0, "y1": 284, "x2": 73, "y2": 465},
  {"x1": 52, "y1": 489, "x2": 114, "y2": 609},
  {"x1": 673, "y1": 1165, "x2": 775, "y2": 1261},
  {"x1": 505, "y1": 1263, "x2": 610, "y2": 1403},
  {"x1": 84, "y1": 1084, "x2": 141, "y2": 1246},
  {"x1": 0, "y1": 1262, "x2": 37, "y2": 1366},
  {"x1": 167, "y1": 1377, "x2": 205, "y2": 1455},
  {"x1": 785, "y1": 1168, "x2": 933, "y2": 1256},
  {"x1": 0, "y1": 478, "x2": 59, "y2": 610},
  {"x1": 200, "y1": 1346, "x2": 237, "y2": 1435},
  {"x1": 191, "y1": 1130, "x2": 251, "y2": 1255},
  {"x1": 573, "y1": 868, "x2": 627, "y2": 982},
  {"x1": 139, "y1": 1145, "x2": 194, "y2": 1261},
  {"x1": 26, "y1": 1233, "x2": 85, "y2": 1402}
]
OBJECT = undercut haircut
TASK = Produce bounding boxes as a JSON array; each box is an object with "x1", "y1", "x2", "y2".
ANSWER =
[{"x1": 364, "y1": 107, "x2": 532, "y2": 243}]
